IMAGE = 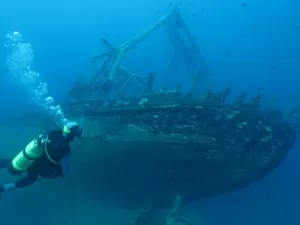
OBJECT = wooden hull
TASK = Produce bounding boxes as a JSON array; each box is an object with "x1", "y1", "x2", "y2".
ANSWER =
[{"x1": 62, "y1": 93, "x2": 296, "y2": 208}]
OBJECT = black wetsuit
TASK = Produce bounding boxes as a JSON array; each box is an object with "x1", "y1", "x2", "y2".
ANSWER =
[{"x1": 0, "y1": 128, "x2": 71, "y2": 189}]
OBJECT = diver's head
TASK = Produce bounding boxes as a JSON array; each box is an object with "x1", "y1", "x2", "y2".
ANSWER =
[{"x1": 63, "y1": 121, "x2": 82, "y2": 143}]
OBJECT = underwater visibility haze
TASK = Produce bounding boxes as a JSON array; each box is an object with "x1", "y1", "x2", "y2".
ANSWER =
[{"x1": 0, "y1": 0, "x2": 300, "y2": 225}]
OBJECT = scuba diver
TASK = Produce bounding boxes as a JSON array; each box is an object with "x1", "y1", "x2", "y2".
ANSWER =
[{"x1": 0, "y1": 121, "x2": 82, "y2": 196}]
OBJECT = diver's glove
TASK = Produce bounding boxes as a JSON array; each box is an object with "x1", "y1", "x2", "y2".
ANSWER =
[
  {"x1": 0, "y1": 183, "x2": 16, "y2": 193},
  {"x1": 0, "y1": 183, "x2": 15, "y2": 199}
]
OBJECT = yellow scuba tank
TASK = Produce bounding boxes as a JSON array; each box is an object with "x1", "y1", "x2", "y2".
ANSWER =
[{"x1": 12, "y1": 138, "x2": 45, "y2": 172}]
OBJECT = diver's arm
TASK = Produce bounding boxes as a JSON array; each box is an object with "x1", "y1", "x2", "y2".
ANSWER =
[
  {"x1": 0, "y1": 183, "x2": 16, "y2": 192},
  {"x1": 60, "y1": 154, "x2": 72, "y2": 176},
  {"x1": 14, "y1": 174, "x2": 38, "y2": 188},
  {"x1": 0, "y1": 172, "x2": 38, "y2": 193}
]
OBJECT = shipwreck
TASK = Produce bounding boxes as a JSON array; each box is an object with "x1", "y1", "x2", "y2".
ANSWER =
[{"x1": 9, "y1": 7, "x2": 300, "y2": 209}]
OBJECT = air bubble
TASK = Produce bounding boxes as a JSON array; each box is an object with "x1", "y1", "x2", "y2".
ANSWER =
[{"x1": 5, "y1": 32, "x2": 68, "y2": 126}]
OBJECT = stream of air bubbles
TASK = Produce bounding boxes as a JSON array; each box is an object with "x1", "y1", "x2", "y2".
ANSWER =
[{"x1": 5, "y1": 31, "x2": 69, "y2": 126}]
